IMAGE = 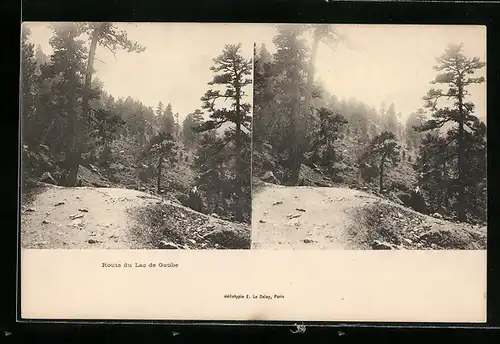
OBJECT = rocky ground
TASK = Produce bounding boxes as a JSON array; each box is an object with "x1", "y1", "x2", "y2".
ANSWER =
[
  {"x1": 251, "y1": 182, "x2": 486, "y2": 250},
  {"x1": 21, "y1": 184, "x2": 250, "y2": 250}
]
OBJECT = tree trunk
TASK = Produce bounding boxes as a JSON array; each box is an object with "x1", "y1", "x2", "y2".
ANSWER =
[
  {"x1": 234, "y1": 83, "x2": 244, "y2": 222},
  {"x1": 457, "y1": 85, "x2": 466, "y2": 222},
  {"x1": 288, "y1": 38, "x2": 303, "y2": 185},
  {"x1": 290, "y1": 34, "x2": 320, "y2": 185},
  {"x1": 68, "y1": 24, "x2": 101, "y2": 186},
  {"x1": 303, "y1": 34, "x2": 320, "y2": 146}
]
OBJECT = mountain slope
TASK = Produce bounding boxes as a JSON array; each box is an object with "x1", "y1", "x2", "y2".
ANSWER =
[
  {"x1": 251, "y1": 183, "x2": 486, "y2": 250},
  {"x1": 21, "y1": 184, "x2": 250, "y2": 249}
]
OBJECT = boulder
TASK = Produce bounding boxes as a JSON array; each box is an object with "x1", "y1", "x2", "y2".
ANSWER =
[
  {"x1": 397, "y1": 191, "x2": 427, "y2": 214},
  {"x1": 39, "y1": 172, "x2": 57, "y2": 185},
  {"x1": 409, "y1": 191, "x2": 427, "y2": 213},
  {"x1": 397, "y1": 192, "x2": 412, "y2": 206},
  {"x1": 261, "y1": 171, "x2": 279, "y2": 184},
  {"x1": 298, "y1": 164, "x2": 332, "y2": 187}
]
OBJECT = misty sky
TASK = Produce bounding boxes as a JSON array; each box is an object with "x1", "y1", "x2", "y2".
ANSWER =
[
  {"x1": 24, "y1": 23, "x2": 486, "y2": 123},
  {"x1": 24, "y1": 22, "x2": 255, "y2": 122},
  {"x1": 254, "y1": 24, "x2": 486, "y2": 122}
]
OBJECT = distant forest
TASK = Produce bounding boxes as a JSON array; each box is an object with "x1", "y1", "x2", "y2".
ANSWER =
[{"x1": 253, "y1": 25, "x2": 486, "y2": 225}]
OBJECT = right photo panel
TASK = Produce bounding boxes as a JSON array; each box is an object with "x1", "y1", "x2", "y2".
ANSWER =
[{"x1": 251, "y1": 24, "x2": 487, "y2": 250}]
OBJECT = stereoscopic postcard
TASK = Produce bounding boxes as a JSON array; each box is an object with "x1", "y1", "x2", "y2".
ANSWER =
[{"x1": 19, "y1": 22, "x2": 486, "y2": 322}]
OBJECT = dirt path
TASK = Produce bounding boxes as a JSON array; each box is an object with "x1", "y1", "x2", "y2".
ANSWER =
[
  {"x1": 251, "y1": 184, "x2": 375, "y2": 249},
  {"x1": 21, "y1": 186, "x2": 163, "y2": 249},
  {"x1": 21, "y1": 185, "x2": 251, "y2": 249},
  {"x1": 251, "y1": 183, "x2": 487, "y2": 250}
]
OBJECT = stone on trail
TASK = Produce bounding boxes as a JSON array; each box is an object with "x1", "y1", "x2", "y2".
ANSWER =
[
  {"x1": 259, "y1": 220, "x2": 266, "y2": 223},
  {"x1": 71, "y1": 218, "x2": 83, "y2": 227},
  {"x1": 287, "y1": 213, "x2": 302, "y2": 219},
  {"x1": 272, "y1": 201, "x2": 283, "y2": 206},
  {"x1": 69, "y1": 213, "x2": 84, "y2": 220},
  {"x1": 296, "y1": 208, "x2": 306, "y2": 212},
  {"x1": 78, "y1": 208, "x2": 89, "y2": 212},
  {"x1": 88, "y1": 239, "x2": 98, "y2": 244},
  {"x1": 303, "y1": 238, "x2": 316, "y2": 244},
  {"x1": 26, "y1": 207, "x2": 36, "y2": 212},
  {"x1": 42, "y1": 220, "x2": 50, "y2": 224}
]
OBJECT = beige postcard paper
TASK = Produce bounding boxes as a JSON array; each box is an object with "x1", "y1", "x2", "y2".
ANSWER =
[{"x1": 19, "y1": 22, "x2": 486, "y2": 322}]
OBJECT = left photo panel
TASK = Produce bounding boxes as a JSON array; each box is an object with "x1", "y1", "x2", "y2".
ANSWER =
[{"x1": 20, "y1": 22, "x2": 253, "y2": 250}]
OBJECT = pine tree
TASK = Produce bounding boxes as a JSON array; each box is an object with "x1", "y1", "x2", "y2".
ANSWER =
[
  {"x1": 384, "y1": 103, "x2": 398, "y2": 135},
  {"x1": 405, "y1": 108, "x2": 426, "y2": 150},
  {"x1": 194, "y1": 44, "x2": 252, "y2": 222},
  {"x1": 302, "y1": 25, "x2": 345, "y2": 150},
  {"x1": 182, "y1": 109, "x2": 204, "y2": 148},
  {"x1": 194, "y1": 133, "x2": 229, "y2": 215},
  {"x1": 462, "y1": 120, "x2": 486, "y2": 223},
  {"x1": 155, "y1": 101, "x2": 164, "y2": 117},
  {"x1": 68, "y1": 22, "x2": 145, "y2": 186},
  {"x1": 43, "y1": 24, "x2": 87, "y2": 182},
  {"x1": 157, "y1": 103, "x2": 175, "y2": 135},
  {"x1": 308, "y1": 108, "x2": 348, "y2": 175},
  {"x1": 34, "y1": 44, "x2": 49, "y2": 68},
  {"x1": 253, "y1": 43, "x2": 276, "y2": 146},
  {"x1": 416, "y1": 43, "x2": 485, "y2": 222},
  {"x1": 143, "y1": 132, "x2": 178, "y2": 193},
  {"x1": 272, "y1": 25, "x2": 309, "y2": 184},
  {"x1": 414, "y1": 132, "x2": 453, "y2": 215},
  {"x1": 21, "y1": 26, "x2": 39, "y2": 145},
  {"x1": 360, "y1": 131, "x2": 400, "y2": 193},
  {"x1": 174, "y1": 112, "x2": 180, "y2": 138}
]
